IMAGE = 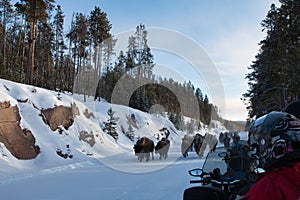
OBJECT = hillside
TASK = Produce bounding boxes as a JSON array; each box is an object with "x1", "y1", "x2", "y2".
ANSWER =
[
  {"x1": 223, "y1": 120, "x2": 247, "y2": 132},
  {"x1": 0, "y1": 78, "x2": 231, "y2": 176}
]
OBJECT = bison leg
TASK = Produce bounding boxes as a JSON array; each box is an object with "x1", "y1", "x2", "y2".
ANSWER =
[
  {"x1": 146, "y1": 153, "x2": 150, "y2": 162},
  {"x1": 164, "y1": 152, "x2": 168, "y2": 159},
  {"x1": 138, "y1": 154, "x2": 143, "y2": 162},
  {"x1": 210, "y1": 143, "x2": 217, "y2": 152},
  {"x1": 195, "y1": 147, "x2": 199, "y2": 155},
  {"x1": 198, "y1": 142, "x2": 207, "y2": 158},
  {"x1": 183, "y1": 150, "x2": 189, "y2": 157}
]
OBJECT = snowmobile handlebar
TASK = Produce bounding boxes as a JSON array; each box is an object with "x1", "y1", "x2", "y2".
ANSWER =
[
  {"x1": 190, "y1": 180, "x2": 203, "y2": 184},
  {"x1": 190, "y1": 174, "x2": 242, "y2": 186}
]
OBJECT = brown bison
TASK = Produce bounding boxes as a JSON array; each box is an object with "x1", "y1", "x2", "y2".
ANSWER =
[
  {"x1": 133, "y1": 137, "x2": 154, "y2": 162},
  {"x1": 155, "y1": 137, "x2": 170, "y2": 160},
  {"x1": 181, "y1": 134, "x2": 194, "y2": 157},
  {"x1": 198, "y1": 133, "x2": 218, "y2": 158},
  {"x1": 193, "y1": 133, "x2": 205, "y2": 156}
]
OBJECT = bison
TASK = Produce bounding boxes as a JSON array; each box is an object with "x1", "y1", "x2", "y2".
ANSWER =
[
  {"x1": 181, "y1": 134, "x2": 194, "y2": 157},
  {"x1": 198, "y1": 133, "x2": 218, "y2": 158},
  {"x1": 193, "y1": 133, "x2": 205, "y2": 156},
  {"x1": 133, "y1": 137, "x2": 154, "y2": 162},
  {"x1": 155, "y1": 137, "x2": 170, "y2": 160}
]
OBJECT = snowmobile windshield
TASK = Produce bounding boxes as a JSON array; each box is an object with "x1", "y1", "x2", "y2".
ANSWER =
[
  {"x1": 202, "y1": 147, "x2": 228, "y2": 175},
  {"x1": 202, "y1": 143, "x2": 253, "y2": 181},
  {"x1": 226, "y1": 141, "x2": 252, "y2": 173}
]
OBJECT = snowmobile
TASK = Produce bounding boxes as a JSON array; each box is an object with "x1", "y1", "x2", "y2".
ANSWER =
[{"x1": 183, "y1": 142, "x2": 258, "y2": 200}]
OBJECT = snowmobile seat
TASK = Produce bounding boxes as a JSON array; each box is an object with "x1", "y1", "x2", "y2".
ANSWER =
[{"x1": 183, "y1": 186, "x2": 228, "y2": 200}]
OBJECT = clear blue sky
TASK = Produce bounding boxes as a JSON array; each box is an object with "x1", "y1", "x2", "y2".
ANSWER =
[{"x1": 53, "y1": 0, "x2": 279, "y2": 121}]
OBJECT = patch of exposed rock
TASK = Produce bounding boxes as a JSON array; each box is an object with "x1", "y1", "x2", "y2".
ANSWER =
[
  {"x1": 40, "y1": 104, "x2": 78, "y2": 131},
  {"x1": 79, "y1": 130, "x2": 96, "y2": 147},
  {"x1": 0, "y1": 101, "x2": 40, "y2": 159},
  {"x1": 83, "y1": 108, "x2": 95, "y2": 119}
]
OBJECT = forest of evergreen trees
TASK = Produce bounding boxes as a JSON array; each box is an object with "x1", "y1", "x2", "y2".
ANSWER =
[
  {"x1": 243, "y1": 0, "x2": 300, "y2": 120},
  {"x1": 0, "y1": 0, "x2": 219, "y2": 128}
]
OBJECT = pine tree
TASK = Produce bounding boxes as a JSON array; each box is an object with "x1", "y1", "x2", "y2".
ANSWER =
[
  {"x1": 0, "y1": 0, "x2": 13, "y2": 79},
  {"x1": 6, "y1": 15, "x2": 27, "y2": 82},
  {"x1": 129, "y1": 24, "x2": 154, "y2": 79},
  {"x1": 244, "y1": 1, "x2": 300, "y2": 118},
  {"x1": 103, "y1": 107, "x2": 119, "y2": 141},
  {"x1": 15, "y1": 0, "x2": 55, "y2": 85},
  {"x1": 89, "y1": 6, "x2": 112, "y2": 77},
  {"x1": 186, "y1": 119, "x2": 195, "y2": 134},
  {"x1": 174, "y1": 113, "x2": 185, "y2": 131},
  {"x1": 53, "y1": 5, "x2": 66, "y2": 91},
  {"x1": 202, "y1": 95, "x2": 212, "y2": 125},
  {"x1": 69, "y1": 13, "x2": 91, "y2": 101},
  {"x1": 35, "y1": 21, "x2": 54, "y2": 88}
]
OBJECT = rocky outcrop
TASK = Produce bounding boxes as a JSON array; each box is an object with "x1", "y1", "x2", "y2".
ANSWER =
[
  {"x1": 79, "y1": 130, "x2": 96, "y2": 147},
  {"x1": 0, "y1": 101, "x2": 40, "y2": 159},
  {"x1": 40, "y1": 105, "x2": 77, "y2": 131}
]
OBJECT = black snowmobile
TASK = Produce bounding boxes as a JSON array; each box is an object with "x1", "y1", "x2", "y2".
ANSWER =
[{"x1": 183, "y1": 142, "x2": 258, "y2": 200}]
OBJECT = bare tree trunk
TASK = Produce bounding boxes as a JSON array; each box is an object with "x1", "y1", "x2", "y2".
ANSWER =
[
  {"x1": 21, "y1": 24, "x2": 26, "y2": 82},
  {"x1": 27, "y1": 21, "x2": 37, "y2": 85},
  {"x1": 54, "y1": 35, "x2": 59, "y2": 90},
  {"x1": 1, "y1": 5, "x2": 7, "y2": 77}
]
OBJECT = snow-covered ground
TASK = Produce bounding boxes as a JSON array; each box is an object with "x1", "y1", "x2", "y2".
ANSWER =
[
  {"x1": 0, "y1": 154, "x2": 202, "y2": 200},
  {"x1": 0, "y1": 78, "x2": 246, "y2": 199}
]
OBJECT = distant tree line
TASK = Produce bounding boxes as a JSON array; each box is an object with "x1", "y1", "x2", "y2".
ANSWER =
[
  {"x1": 243, "y1": 0, "x2": 300, "y2": 119},
  {"x1": 0, "y1": 0, "x2": 219, "y2": 127},
  {"x1": 94, "y1": 24, "x2": 218, "y2": 126}
]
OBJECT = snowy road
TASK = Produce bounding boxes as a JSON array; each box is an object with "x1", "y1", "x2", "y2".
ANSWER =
[{"x1": 0, "y1": 152, "x2": 204, "y2": 200}]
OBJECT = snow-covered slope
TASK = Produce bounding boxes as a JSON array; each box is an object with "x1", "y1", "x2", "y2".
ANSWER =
[
  {"x1": 0, "y1": 79, "x2": 251, "y2": 200},
  {"x1": 0, "y1": 78, "x2": 229, "y2": 176}
]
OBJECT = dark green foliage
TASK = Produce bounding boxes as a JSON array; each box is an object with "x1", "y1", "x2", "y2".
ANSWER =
[
  {"x1": 15, "y1": 0, "x2": 55, "y2": 85},
  {"x1": 2, "y1": 2, "x2": 219, "y2": 127},
  {"x1": 103, "y1": 108, "x2": 119, "y2": 141},
  {"x1": 53, "y1": 5, "x2": 67, "y2": 91},
  {"x1": 0, "y1": 0, "x2": 13, "y2": 79},
  {"x1": 95, "y1": 26, "x2": 217, "y2": 127},
  {"x1": 2, "y1": 2, "x2": 112, "y2": 96},
  {"x1": 95, "y1": 24, "x2": 217, "y2": 126},
  {"x1": 244, "y1": 0, "x2": 300, "y2": 118}
]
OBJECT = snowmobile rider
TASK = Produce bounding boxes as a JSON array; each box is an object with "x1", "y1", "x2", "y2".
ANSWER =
[{"x1": 243, "y1": 111, "x2": 300, "y2": 200}]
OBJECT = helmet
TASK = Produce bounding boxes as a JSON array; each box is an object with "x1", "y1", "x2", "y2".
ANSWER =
[
  {"x1": 248, "y1": 111, "x2": 300, "y2": 169},
  {"x1": 284, "y1": 101, "x2": 300, "y2": 120}
]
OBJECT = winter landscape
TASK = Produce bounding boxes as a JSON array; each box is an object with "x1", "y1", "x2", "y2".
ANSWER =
[
  {"x1": 1, "y1": 0, "x2": 298, "y2": 199},
  {"x1": 0, "y1": 78, "x2": 246, "y2": 200}
]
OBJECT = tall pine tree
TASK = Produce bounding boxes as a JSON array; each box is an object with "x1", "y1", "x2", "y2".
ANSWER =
[
  {"x1": 244, "y1": 0, "x2": 300, "y2": 118},
  {"x1": 15, "y1": 0, "x2": 55, "y2": 85}
]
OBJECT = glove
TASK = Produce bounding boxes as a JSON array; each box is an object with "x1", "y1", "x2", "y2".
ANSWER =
[{"x1": 210, "y1": 168, "x2": 222, "y2": 181}]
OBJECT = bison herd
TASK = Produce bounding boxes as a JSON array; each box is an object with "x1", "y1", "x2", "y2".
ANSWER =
[
  {"x1": 133, "y1": 130, "x2": 238, "y2": 162},
  {"x1": 181, "y1": 133, "x2": 218, "y2": 158},
  {"x1": 133, "y1": 136, "x2": 170, "y2": 162}
]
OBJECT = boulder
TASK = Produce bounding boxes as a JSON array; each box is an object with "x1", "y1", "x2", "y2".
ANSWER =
[
  {"x1": 0, "y1": 101, "x2": 40, "y2": 159},
  {"x1": 41, "y1": 105, "x2": 75, "y2": 131}
]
